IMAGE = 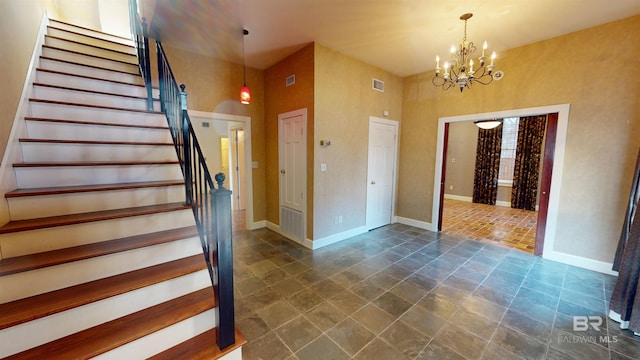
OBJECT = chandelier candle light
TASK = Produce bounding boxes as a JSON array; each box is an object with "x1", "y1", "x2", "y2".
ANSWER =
[{"x1": 433, "y1": 13, "x2": 496, "y2": 92}]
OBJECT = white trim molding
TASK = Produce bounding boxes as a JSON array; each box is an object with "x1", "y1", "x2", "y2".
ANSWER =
[{"x1": 394, "y1": 216, "x2": 435, "y2": 231}]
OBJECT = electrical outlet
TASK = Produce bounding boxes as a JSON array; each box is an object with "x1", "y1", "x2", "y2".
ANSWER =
[
  {"x1": 334, "y1": 216, "x2": 339, "y2": 224},
  {"x1": 449, "y1": 185, "x2": 454, "y2": 190},
  {"x1": 338, "y1": 216, "x2": 343, "y2": 224}
]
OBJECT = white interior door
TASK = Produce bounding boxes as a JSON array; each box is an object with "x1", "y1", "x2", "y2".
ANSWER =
[
  {"x1": 366, "y1": 118, "x2": 398, "y2": 230},
  {"x1": 279, "y1": 109, "x2": 306, "y2": 213},
  {"x1": 279, "y1": 109, "x2": 307, "y2": 241}
]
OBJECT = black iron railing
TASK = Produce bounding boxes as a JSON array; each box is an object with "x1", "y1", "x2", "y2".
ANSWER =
[
  {"x1": 129, "y1": 0, "x2": 236, "y2": 350},
  {"x1": 128, "y1": 0, "x2": 153, "y2": 111}
]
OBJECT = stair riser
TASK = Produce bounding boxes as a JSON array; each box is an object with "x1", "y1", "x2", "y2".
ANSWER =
[
  {"x1": 48, "y1": 21, "x2": 133, "y2": 46},
  {"x1": 47, "y1": 27, "x2": 136, "y2": 55},
  {"x1": 32, "y1": 85, "x2": 160, "y2": 112},
  {"x1": 15, "y1": 164, "x2": 183, "y2": 188},
  {"x1": 8, "y1": 185, "x2": 185, "y2": 220},
  {"x1": 25, "y1": 121, "x2": 171, "y2": 143},
  {"x1": 0, "y1": 209, "x2": 196, "y2": 258},
  {"x1": 21, "y1": 142, "x2": 176, "y2": 163},
  {"x1": 0, "y1": 238, "x2": 203, "y2": 303},
  {"x1": 0, "y1": 269, "x2": 211, "y2": 357},
  {"x1": 29, "y1": 101, "x2": 167, "y2": 127},
  {"x1": 45, "y1": 36, "x2": 137, "y2": 64},
  {"x1": 93, "y1": 310, "x2": 217, "y2": 360},
  {"x1": 36, "y1": 70, "x2": 158, "y2": 97},
  {"x1": 42, "y1": 47, "x2": 139, "y2": 74}
]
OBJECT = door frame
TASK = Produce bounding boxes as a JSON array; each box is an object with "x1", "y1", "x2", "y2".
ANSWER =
[
  {"x1": 228, "y1": 125, "x2": 246, "y2": 211},
  {"x1": 188, "y1": 110, "x2": 256, "y2": 229},
  {"x1": 432, "y1": 104, "x2": 570, "y2": 259},
  {"x1": 366, "y1": 116, "x2": 399, "y2": 230}
]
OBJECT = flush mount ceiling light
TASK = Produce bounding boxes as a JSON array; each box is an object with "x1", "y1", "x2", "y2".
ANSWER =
[
  {"x1": 240, "y1": 28, "x2": 251, "y2": 105},
  {"x1": 474, "y1": 119, "x2": 502, "y2": 129},
  {"x1": 432, "y1": 13, "x2": 497, "y2": 92}
]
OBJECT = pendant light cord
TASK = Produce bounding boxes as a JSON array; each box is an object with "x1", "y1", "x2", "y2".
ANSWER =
[{"x1": 242, "y1": 29, "x2": 248, "y2": 86}]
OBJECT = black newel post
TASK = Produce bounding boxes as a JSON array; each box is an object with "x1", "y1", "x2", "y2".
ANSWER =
[{"x1": 212, "y1": 172, "x2": 235, "y2": 349}]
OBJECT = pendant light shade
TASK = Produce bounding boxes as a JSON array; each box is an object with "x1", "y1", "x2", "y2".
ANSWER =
[
  {"x1": 474, "y1": 119, "x2": 502, "y2": 129},
  {"x1": 240, "y1": 29, "x2": 251, "y2": 105},
  {"x1": 240, "y1": 84, "x2": 251, "y2": 104}
]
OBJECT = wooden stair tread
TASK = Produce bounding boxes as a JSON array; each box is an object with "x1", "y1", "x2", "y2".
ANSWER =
[
  {"x1": 0, "y1": 225, "x2": 198, "y2": 276},
  {"x1": 33, "y1": 82, "x2": 159, "y2": 101},
  {"x1": 36, "y1": 67, "x2": 151, "y2": 88},
  {"x1": 49, "y1": 19, "x2": 132, "y2": 41},
  {"x1": 5, "y1": 180, "x2": 184, "y2": 198},
  {"x1": 42, "y1": 44, "x2": 136, "y2": 66},
  {"x1": 19, "y1": 138, "x2": 173, "y2": 146},
  {"x1": 45, "y1": 34, "x2": 136, "y2": 57},
  {"x1": 24, "y1": 116, "x2": 168, "y2": 130},
  {"x1": 47, "y1": 25, "x2": 134, "y2": 49},
  {"x1": 0, "y1": 202, "x2": 190, "y2": 234},
  {"x1": 2, "y1": 288, "x2": 215, "y2": 360},
  {"x1": 28, "y1": 98, "x2": 164, "y2": 114},
  {"x1": 0, "y1": 253, "x2": 207, "y2": 330},
  {"x1": 14, "y1": 160, "x2": 179, "y2": 167},
  {"x1": 148, "y1": 327, "x2": 246, "y2": 360},
  {"x1": 40, "y1": 55, "x2": 140, "y2": 76}
]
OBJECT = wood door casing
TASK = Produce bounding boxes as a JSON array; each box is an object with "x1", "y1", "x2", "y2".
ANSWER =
[{"x1": 535, "y1": 112, "x2": 558, "y2": 255}]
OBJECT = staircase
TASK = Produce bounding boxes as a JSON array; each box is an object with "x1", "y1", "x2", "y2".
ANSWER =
[{"x1": 0, "y1": 19, "x2": 243, "y2": 359}]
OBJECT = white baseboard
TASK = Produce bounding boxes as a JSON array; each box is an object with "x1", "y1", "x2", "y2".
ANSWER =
[
  {"x1": 265, "y1": 221, "x2": 314, "y2": 249},
  {"x1": 443, "y1": 194, "x2": 471, "y2": 202},
  {"x1": 543, "y1": 250, "x2": 617, "y2": 276},
  {"x1": 394, "y1": 216, "x2": 435, "y2": 231},
  {"x1": 247, "y1": 220, "x2": 266, "y2": 230},
  {"x1": 311, "y1": 226, "x2": 368, "y2": 250},
  {"x1": 264, "y1": 222, "x2": 369, "y2": 250}
]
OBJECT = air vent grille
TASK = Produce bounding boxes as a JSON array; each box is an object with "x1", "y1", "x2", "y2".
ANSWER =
[{"x1": 372, "y1": 78, "x2": 384, "y2": 92}]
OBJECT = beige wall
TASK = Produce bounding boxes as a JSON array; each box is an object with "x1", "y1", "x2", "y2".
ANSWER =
[
  {"x1": 314, "y1": 43, "x2": 403, "y2": 239},
  {"x1": 399, "y1": 15, "x2": 640, "y2": 263},
  {"x1": 445, "y1": 121, "x2": 477, "y2": 199},
  {"x1": 264, "y1": 44, "x2": 315, "y2": 237},
  {"x1": 0, "y1": 0, "x2": 60, "y2": 161},
  {"x1": 162, "y1": 46, "x2": 267, "y2": 222}
]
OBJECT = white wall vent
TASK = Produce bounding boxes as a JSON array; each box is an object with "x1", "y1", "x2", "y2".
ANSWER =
[
  {"x1": 286, "y1": 74, "x2": 296, "y2": 87},
  {"x1": 372, "y1": 78, "x2": 384, "y2": 92},
  {"x1": 281, "y1": 206, "x2": 304, "y2": 241}
]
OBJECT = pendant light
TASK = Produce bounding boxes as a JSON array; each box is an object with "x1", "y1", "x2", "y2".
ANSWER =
[{"x1": 240, "y1": 29, "x2": 251, "y2": 104}]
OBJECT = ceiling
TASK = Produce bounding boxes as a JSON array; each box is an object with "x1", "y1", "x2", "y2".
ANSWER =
[{"x1": 141, "y1": 0, "x2": 640, "y2": 77}]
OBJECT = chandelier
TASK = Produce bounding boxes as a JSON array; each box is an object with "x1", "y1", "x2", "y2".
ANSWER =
[{"x1": 432, "y1": 13, "x2": 496, "y2": 92}]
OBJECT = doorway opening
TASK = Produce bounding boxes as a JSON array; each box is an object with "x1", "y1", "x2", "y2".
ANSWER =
[
  {"x1": 433, "y1": 105, "x2": 569, "y2": 258},
  {"x1": 189, "y1": 111, "x2": 254, "y2": 230}
]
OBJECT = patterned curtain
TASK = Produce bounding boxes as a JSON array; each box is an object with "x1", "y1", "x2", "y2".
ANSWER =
[
  {"x1": 473, "y1": 124, "x2": 503, "y2": 205},
  {"x1": 511, "y1": 115, "x2": 547, "y2": 210}
]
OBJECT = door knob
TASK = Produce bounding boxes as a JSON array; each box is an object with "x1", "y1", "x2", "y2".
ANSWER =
[{"x1": 280, "y1": 169, "x2": 286, "y2": 174}]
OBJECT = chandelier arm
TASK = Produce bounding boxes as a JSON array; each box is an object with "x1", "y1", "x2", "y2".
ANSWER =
[{"x1": 473, "y1": 74, "x2": 494, "y2": 85}]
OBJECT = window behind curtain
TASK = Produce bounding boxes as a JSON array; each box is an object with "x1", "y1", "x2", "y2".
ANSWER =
[{"x1": 498, "y1": 117, "x2": 519, "y2": 184}]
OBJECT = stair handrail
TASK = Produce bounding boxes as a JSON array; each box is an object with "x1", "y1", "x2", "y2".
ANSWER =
[
  {"x1": 158, "y1": 45, "x2": 236, "y2": 349},
  {"x1": 128, "y1": 0, "x2": 236, "y2": 350},
  {"x1": 128, "y1": 0, "x2": 153, "y2": 111}
]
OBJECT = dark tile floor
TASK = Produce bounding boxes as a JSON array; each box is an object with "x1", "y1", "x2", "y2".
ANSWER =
[{"x1": 232, "y1": 223, "x2": 640, "y2": 360}]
